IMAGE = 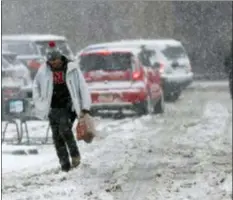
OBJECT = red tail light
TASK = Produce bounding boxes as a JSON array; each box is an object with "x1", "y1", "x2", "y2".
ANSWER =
[
  {"x1": 132, "y1": 70, "x2": 144, "y2": 81},
  {"x1": 159, "y1": 63, "x2": 165, "y2": 74},
  {"x1": 81, "y1": 51, "x2": 112, "y2": 56},
  {"x1": 84, "y1": 72, "x2": 93, "y2": 82}
]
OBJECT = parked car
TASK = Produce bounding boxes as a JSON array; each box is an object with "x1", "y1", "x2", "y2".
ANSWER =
[
  {"x1": 3, "y1": 34, "x2": 74, "y2": 79},
  {"x1": 2, "y1": 51, "x2": 31, "y2": 81},
  {"x1": 2, "y1": 51, "x2": 33, "y2": 98},
  {"x1": 79, "y1": 46, "x2": 164, "y2": 116},
  {"x1": 81, "y1": 39, "x2": 193, "y2": 101},
  {"x1": 2, "y1": 52, "x2": 33, "y2": 120}
]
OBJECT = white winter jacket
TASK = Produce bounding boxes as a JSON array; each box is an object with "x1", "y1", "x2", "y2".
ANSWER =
[{"x1": 32, "y1": 60, "x2": 91, "y2": 120}]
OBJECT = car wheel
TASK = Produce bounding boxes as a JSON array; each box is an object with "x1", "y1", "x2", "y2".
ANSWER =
[
  {"x1": 153, "y1": 92, "x2": 165, "y2": 114},
  {"x1": 135, "y1": 94, "x2": 153, "y2": 116},
  {"x1": 165, "y1": 91, "x2": 181, "y2": 102},
  {"x1": 90, "y1": 108, "x2": 98, "y2": 117}
]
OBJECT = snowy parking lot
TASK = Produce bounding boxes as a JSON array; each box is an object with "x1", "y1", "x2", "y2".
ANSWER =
[{"x1": 2, "y1": 82, "x2": 232, "y2": 200}]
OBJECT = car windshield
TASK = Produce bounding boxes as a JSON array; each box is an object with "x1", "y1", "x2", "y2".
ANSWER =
[
  {"x1": 35, "y1": 41, "x2": 73, "y2": 59},
  {"x1": 2, "y1": 41, "x2": 38, "y2": 56},
  {"x1": 161, "y1": 46, "x2": 186, "y2": 60},
  {"x1": 80, "y1": 52, "x2": 132, "y2": 72}
]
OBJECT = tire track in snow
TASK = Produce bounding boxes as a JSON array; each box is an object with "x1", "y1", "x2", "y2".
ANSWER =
[
  {"x1": 122, "y1": 117, "x2": 190, "y2": 200},
  {"x1": 114, "y1": 92, "x2": 231, "y2": 200},
  {"x1": 127, "y1": 101, "x2": 231, "y2": 200}
]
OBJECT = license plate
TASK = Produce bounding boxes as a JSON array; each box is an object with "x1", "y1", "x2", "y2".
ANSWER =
[
  {"x1": 98, "y1": 94, "x2": 113, "y2": 103},
  {"x1": 9, "y1": 100, "x2": 24, "y2": 113}
]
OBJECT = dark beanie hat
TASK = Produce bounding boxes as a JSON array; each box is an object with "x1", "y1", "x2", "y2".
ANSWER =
[{"x1": 46, "y1": 41, "x2": 62, "y2": 61}]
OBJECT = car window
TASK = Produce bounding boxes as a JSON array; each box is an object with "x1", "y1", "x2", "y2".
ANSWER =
[
  {"x1": 35, "y1": 41, "x2": 74, "y2": 59},
  {"x1": 161, "y1": 45, "x2": 187, "y2": 60},
  {"x1": 2, "y1": 41, "x2": 38, "y2": 56},
  {"x1": 80, "y1": 52, "x2": 133, "y2": 72}
]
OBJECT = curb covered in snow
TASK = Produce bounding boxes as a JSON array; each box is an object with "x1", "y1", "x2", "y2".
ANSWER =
[{"x1": 2, "y1": 144, "x2": 39, "y2": 155}]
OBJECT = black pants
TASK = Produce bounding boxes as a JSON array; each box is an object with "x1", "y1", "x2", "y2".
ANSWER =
[{"x1": 48, "y1": 108, "x2": 80, "y2": 166}]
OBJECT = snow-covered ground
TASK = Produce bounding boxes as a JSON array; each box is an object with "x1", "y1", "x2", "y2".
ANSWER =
[
  {"x1": 2, "y1": 83, "x2": 232, "y2": 200},
  {"x1": 187, "y1": 80, "x2": 229, "y2": 90}
]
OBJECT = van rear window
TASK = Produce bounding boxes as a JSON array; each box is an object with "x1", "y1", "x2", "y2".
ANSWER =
[{"x1": 161, "y1": 46, "x2": 186, "y2": 60}]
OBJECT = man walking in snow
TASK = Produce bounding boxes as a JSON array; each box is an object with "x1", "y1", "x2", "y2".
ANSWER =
[{"x1": 33, "y1": 41, "x2": 91, "y2": 172}]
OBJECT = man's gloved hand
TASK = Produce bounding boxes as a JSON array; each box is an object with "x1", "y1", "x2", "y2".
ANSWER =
[{"x1": 80, "y1": 109, "x2": 90, "y2": 117}]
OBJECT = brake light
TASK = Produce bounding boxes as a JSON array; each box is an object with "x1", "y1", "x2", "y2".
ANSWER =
[
  {"x1": 132, "y1": 71, "x2": 140, "y2": 79},
  {"x1": 81, "y1": 50, "x2": 112, "y2": 56},
  {"x1": 96, "y1": 51, "x2": 112, "y2": 56},
  {"x1": 132, "y1": 70, "x2": 144, "y2": 81},
  {"x1": 84, "y1": 72, "x2": 93, "y2": 82},
  {"x1": 159, "y1": 63, "x2": 165, "y2": 74}
]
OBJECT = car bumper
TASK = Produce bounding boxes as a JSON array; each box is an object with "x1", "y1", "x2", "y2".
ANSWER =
[
  {"x1": 91, "y1": 102, "x2": 135, "y2": 111},
  {"x1": 90, "y1": 88, "x2": 147, "y2": 111},
  {"x1": 161, "y1": 73, "x2": 193, "y2": 94}
]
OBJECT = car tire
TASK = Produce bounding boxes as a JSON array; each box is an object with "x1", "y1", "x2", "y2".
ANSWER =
[
  {"x1": 90, "y1": 108, "x2": 98, "y2": 117},
  {"x1": 153, "y1": 92, "x2": 165, "y2": 114},
  {"x1": 135, "y1": 94, "x2": 153, "y2": 116},
  {"x1": 165, "y1": 91, "x2": 181, "y2": 102}
]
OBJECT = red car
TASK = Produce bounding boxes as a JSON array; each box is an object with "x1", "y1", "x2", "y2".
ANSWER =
[{"x1": 79, "y1": 47, "x2": 165, "y2": 115}]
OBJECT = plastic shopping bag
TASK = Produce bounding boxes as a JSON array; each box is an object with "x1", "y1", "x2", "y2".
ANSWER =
[{"x1": 74, "y1": 114, "x2": 95, "y2": 143}]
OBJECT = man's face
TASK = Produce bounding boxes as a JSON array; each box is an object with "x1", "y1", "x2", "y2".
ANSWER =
[{"x1": 48, "y1": 58, "x2": 62, "y2": 69}]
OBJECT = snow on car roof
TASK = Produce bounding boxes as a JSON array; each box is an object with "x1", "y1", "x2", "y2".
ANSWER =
[
  {"x1": 2, "y1": 34, "x2": 67, "y2": 42},
  {"x1": 85, "y1": 39, "x2": 182, "y2": 50},
  {"x1": 2, "y1": 51, "x2": 17, "y2": 56}
]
